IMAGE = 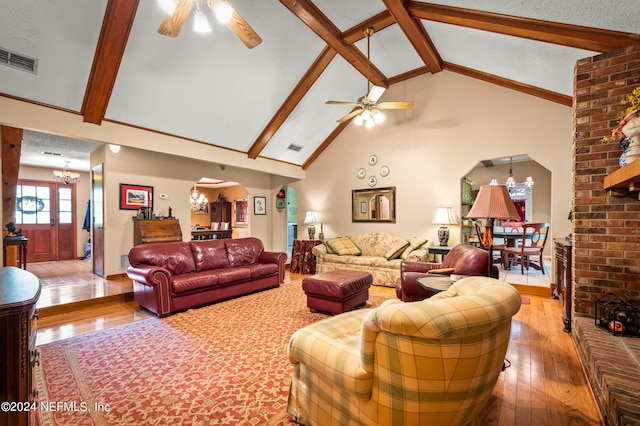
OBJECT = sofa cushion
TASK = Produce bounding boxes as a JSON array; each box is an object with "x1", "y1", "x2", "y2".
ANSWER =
[
  {"x1": 225, "y1": 237, "x2": 264, "y2": 267},
  {"x1": 248, "y1": 263, "x2": 279, "y2": 278},
  {"x1": 326, "y1": 236, "x2": 361, "y2": 256},
  {"x1": 385, "y1": 239, "x2": 410, "y2": 260},
  {"x1": 128, "y1": 241, "x2": 196, "y2": 276},
  {"x1": 215, "y1": 266, "x2": 252, "y2": 284},
  {"x1": 172, "y1": 271, "x2": 219, "y2": 294},
  {"x1": 400, "y1": 237, "x2": 428, "y2": 260},
  {"x1": 189, "y1": 240, "x2": 230, "y2": 272},
  {"x1": 351, "y1": 232, "x2": 402, "y2": 257}
]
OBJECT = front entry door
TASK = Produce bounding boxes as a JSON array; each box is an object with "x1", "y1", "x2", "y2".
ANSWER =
[{"x1": 16, "y1": 180, "x2": 75, "y2": 262}]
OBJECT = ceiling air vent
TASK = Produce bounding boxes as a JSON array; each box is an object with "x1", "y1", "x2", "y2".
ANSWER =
[
  {"x1": 287, "y1": 143, "x2": 303, "y2": 152},
  {"x1": 0, "y1": 47, "x2": 38, "y2": 74}
]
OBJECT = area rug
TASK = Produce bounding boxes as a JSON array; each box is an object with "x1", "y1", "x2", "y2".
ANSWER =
[{"x1": 36, "y1": 281, "x2": 388, "y2": 425}]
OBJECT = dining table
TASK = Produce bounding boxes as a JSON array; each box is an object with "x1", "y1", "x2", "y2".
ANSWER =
[{"x1": 492, "y1": 229, "x2": 540, "y2": 271}]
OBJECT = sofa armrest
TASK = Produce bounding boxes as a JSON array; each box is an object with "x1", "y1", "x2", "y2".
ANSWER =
[
  {"x1": 127, "y1": 265, "x2": 173, "y2": 287},
  {"x1": 311, "y1": 243, "x2": 327, "y2": 256},
  {"x1": 259, "y1": 251, "x2": 287, "y2": 283},
  {"x1": 288, "y1": 310, "x2": 373, "y2": 397},
  {"x1": 400, "y1": 260, "x2": 443, "y2": 274}
]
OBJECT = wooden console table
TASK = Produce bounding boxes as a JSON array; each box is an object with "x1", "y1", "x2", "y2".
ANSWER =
[
  {"x1": 0, "y1": 267, "x2": 41, "y2": 426},
  {"x1": 553, "y1": 238, "x2": 573, "y2": 332},
  {"x1": 290, "y1": 240, "x2": 322, "y2": 274}
]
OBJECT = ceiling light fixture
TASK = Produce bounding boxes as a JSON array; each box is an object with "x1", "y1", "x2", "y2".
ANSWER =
[
  {"x1": 53, "y1": 161, "x2": 80, "y2": 185},
  {"x1": 190, "y1": 186, "x2": 209, "y2": 212},
  {"x1": 492, "y1": 157, "x2": 534, "y2": 193},
  {"x1": 193, "y1": 3, "x2": 212, "y2": 33}
]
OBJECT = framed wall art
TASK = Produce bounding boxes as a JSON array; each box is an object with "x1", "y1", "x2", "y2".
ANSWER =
[
  {"x1": 120, "y1": 184, "x2": 153, "y2": 210},
  {"x1": 254, "y1": 196, "x2": 266, "y2": 215},
  {"x1": 235, "y1": 198, "x2": 248, "y2": 225}
]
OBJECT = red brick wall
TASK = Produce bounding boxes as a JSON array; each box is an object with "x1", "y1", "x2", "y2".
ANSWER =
[{"x1": 573, "y1": 44, "x2": 640, "y2": 319}]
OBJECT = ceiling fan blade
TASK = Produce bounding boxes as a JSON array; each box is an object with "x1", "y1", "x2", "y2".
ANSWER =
[
  {"x1": 367, "y1": 85, "x2": 386, "y2": 103},
  {"x1": 158, "y1": 0, "x2": 193, "y2": 37},
  {"x1": 326, "y1": 100, "x2": 359, "y2": 106},
  {"x1": 377, "y1": 101, "x2": 416, "y2": 110},
  {"x1": 207, "y1": 0, "x2": 262, "y2": 49},
  {"x1": 337, "y1": 109, "x2": 364, "y2": 123}
]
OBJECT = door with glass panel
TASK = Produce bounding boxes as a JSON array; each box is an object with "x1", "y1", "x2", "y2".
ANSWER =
[{"x1": 15, "y1": 180, "x2": 75, "y2": 262}]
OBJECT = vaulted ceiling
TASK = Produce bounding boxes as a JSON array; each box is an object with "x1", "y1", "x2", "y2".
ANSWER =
[{"x1": 1, "y1": 0, "x2": 639, "y2": 172}]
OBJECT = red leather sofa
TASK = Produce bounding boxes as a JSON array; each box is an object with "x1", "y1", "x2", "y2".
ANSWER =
[
  {"x1": 127, "y1": 237, "x2": 287, "y2": 317},
  {"x1": 395, "y1": 244, "x2": 497, "y2": 302}
]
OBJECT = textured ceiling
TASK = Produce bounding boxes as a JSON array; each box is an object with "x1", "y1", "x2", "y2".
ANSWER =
[{"x1": 1, "y1": 0, "x2": 638, "y2": 172}]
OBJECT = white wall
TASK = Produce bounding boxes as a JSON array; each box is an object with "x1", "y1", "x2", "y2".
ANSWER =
[{"x1": 291, "y1": 71, "x2": 572, "y2": 246}]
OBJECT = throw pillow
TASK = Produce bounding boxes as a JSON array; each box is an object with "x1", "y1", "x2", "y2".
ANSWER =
[
  {"x1": 326, "y1": 236, "x2": 361, "y2": 256},
  {"x1": 400, "y1": 237, "x2": 428, "y2": 260},
  {"x1": 385, "y1": 239, "x2": 409, "y2": 260}
]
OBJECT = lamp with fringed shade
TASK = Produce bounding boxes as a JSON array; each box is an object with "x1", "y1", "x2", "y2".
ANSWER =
[{"x1": 467, "y1": 184, "x2": 520, "y2": 276}]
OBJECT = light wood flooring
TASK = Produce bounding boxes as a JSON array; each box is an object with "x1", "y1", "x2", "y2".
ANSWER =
[{"x1": 30, "y1": 260, "x2": 603, "y2": 425}]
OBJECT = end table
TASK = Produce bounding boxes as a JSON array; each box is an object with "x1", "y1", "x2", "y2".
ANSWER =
[{"x1": 290, "y1": 239, "x2": 322, "y2": 274}]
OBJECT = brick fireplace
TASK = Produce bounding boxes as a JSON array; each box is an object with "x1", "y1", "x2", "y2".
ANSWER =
[{"x1": 572, "y1": 44, "x2": 640, "y2": 425}]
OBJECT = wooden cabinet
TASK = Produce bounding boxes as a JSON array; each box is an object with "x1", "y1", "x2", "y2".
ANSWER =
[
  {"x1": 210, "y1": 201, "x2": 231, "y2": 224},
  {"x1": 553, "y1": 239, "x2": 573, "y2": 333},
  {"x1": 133, "y1": 218, "x2": 182, "y2": 245},
  {"x1": 0, "y1": 267, "x2": 41, "y2": 426}
]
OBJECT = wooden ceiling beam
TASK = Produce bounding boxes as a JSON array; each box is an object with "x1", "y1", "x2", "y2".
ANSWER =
[
  {"x1": 381, "y1": 0, "x2": 443, "y2": 73},
  {"x1": 82, "y1": 0, "x2": 140, "y2": 125},
  {"x1": 444, "y1": 61, "x2": 572, "y2": 106},
  {"x1": 278, "y1": 0, "x2": 388, "y2": 88},
  {"x1": 1, "y1": 126, "x2": 23, "y2": 228},
  {"x1": 408, "y1": 2, "x2": 640, "y2": 52},
  {"x1": 247, "y1": 46, "x2": 338, "y2": 159}
]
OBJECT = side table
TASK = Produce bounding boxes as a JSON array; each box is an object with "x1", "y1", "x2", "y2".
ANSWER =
[
  {"x1": 3, "y1": 236, "x2": 28, "y2": 269},
  {"x1": 291, "y1": 239, "x2": 322, "y2": 274},
  {"x1": 428, "y1": 245, "x2": 452, "y2": 263}
]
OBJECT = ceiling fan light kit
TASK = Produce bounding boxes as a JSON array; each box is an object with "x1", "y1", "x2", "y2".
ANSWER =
[
  {"x1": 326, "y1": 28, "x2": 415, "y2": 127},
  {"x1": 157, "y1": 0, "x2": 262, "y2": 48}
]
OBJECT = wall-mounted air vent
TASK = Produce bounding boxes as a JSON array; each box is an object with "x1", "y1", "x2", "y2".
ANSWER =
[
  {"x1": 42, "y1": 151, "x2": 63, "y2": 156},
  {"x1": 0, "y1": 47, "x2": 38, "y2": 74},
  {"x1": 287, "y1": 143, "x2": 303, "y2": 152}
]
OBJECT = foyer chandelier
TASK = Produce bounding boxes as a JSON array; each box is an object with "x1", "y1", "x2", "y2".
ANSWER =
[
  {"x1": 53, "y1": 161, "x2": 80, "y2": 185},
  {"x1": 190, "y1": 186, "x2": 208, "y2": 212}
]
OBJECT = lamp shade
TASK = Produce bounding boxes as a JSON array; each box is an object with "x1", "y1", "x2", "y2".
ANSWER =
[
  {"x1": 303, "y1": 211, "x2": 319, "y2": 224},
  {"x1": 467, "y1": 185, "x2": 520, "y2": 220},
  {"x1": 432, "y1": 207, "x2": 457, "y2": 225}
]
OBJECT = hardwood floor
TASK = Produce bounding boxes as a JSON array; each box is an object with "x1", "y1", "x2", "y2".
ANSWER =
[{"x1": 30, "y1": 260, "x2": 603, "y2": 425}]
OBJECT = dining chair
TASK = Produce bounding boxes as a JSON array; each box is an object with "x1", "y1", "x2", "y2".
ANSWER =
[
  {"x1": 475, "y1": 221, "x2": 506, "y2": 268},
  {"x1": 504, "y1": 222, "x2": 550, "y2": 274}
]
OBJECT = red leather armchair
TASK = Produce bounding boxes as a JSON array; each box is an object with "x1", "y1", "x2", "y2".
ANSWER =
[{"x1": 395, "y1": 244, "x2": 497, "y2": 301}]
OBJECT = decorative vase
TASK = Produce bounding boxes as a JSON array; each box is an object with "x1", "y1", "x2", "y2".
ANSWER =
[
  {"x1": 622, "y1": 112, "x2": 640, "y2": 164},
  {"x1": 620, "y1": 147, "x2": 630, "y2": 167}
]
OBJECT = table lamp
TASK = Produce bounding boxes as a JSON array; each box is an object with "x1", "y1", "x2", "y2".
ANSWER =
[
  {"x1": 466, "y1": 184, "x2": 520, "y2": 276},
  {"x1": 303, "y1": 211, "x2": 319, "y2": 239},
  {"x1": 432, "y1": 207, "x2": 457, "y2": 246}
]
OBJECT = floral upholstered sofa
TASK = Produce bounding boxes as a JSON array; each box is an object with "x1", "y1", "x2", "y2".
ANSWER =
[{"x1": 311, "y1": 231, "x2": 430, "y2": 287}]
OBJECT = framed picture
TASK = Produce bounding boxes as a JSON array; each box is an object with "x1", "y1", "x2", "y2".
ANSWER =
[
  {"x1": 120, "y1": 184, "x2": 153, "y2": 210},
  {"x1": 235, "y1": 198, "x2": 248, "y2": 225},
  {"x1": 253, "y1": 196, "x2": 266, "y2": 215}
]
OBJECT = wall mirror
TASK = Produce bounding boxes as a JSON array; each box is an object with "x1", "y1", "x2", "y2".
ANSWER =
[{"x1": 352, "y1": 187, "x2": 396, "y2": 222}]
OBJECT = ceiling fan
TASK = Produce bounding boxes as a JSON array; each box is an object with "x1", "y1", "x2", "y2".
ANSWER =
[
  {"x1": 326, "y1": 28, "x2": 415, "y2": 127},
  {"x1": 157, "y1": 0, "x2": 262, "y2": 49}
]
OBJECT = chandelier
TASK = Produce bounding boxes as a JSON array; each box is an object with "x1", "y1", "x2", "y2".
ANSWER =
[
  {"x1": 53, "y1": 161, "x2": 80, "y2": 185},
  {"x1": 190, "y1": 186, "x2": 208, "y2": 212},
  {"x1": 495, "y1": 157, "x2": 534, "y2": 194}
]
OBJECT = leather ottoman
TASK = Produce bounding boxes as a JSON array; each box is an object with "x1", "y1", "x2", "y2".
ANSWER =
[{"x1": 302, "y1": 270, "x2": 373, "y2": 315}]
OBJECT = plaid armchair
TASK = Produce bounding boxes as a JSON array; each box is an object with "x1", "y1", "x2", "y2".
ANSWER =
[{"x1": 287, "y1": 276, "x2": 521, "y2": 425}]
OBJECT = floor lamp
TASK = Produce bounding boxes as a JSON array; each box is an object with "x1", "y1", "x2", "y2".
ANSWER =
[{"x1": 467, "y1": 184, "x2": 520, "y2": 277}]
